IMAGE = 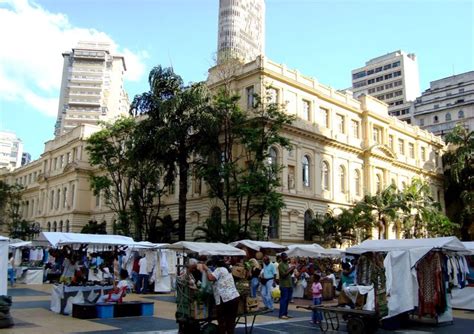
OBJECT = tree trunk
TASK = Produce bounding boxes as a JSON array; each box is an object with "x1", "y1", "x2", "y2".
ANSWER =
[{"x1": 178, "y1": 156, "x2": 189, "y2": 241}]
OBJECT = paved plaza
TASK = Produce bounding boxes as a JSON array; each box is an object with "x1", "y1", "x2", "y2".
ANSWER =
[{"x1": 2, "y1": 284, "x2": 473, "y2": 334}]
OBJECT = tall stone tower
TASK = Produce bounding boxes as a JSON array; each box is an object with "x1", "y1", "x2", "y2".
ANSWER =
[
  {"x1": 217, "y1": 0, "x2": 265, "y2": 64},
  {"x1": 54, "y1": 41, "x2": 129, "y2": 137}
]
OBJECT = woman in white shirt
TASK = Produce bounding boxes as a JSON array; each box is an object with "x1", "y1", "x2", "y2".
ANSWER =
[
  {"x1": 200, "y1": 256, "x2": 240, "y2": 334},
  {"x1": 98, "y1": 269, "x2": 130, "y2": 303}
]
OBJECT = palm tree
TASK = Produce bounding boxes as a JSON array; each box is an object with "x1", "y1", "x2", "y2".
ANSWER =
[
  {"x1": 131, "y1": 66, "x2": 217, "y2": 240},
  {"x1": 354, "y1": 184, "x2": 401, "y2": 239}
]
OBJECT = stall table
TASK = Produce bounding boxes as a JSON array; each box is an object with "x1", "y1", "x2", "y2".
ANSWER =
[
  {"x1": 51, "y1": 284, "x2": 113, "y2": 315},
  {"x1": 235, "y1": 308, "x2": 272, "y2": 334}
]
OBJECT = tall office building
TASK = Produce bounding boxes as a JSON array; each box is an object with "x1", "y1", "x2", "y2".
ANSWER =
[
  {"x1": 0, "y1": 131, "x2": 23, "y2": 170},
  {"x1": 413, "y1": 71, "x2": 474, "y2": 137},
  {"x1": 351, "y1": 50, "x2": 420, "y2": 124},
  {"x1": 217, "y1": 0, "x2": 265, "y2": 64},
  {"x1": 54, "y1": 41, "x2": 129, "y2": 137},
  {"x1": 21, "y1": 152, "x2": 31, "y2": 166}
]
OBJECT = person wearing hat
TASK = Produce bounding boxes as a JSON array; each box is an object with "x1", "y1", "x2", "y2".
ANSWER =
[
  {"x1": 278, "y1": 252, "x2": 296, "y2": 319},
  {"x1": 200, "y1": 256, "x2": 240, "y2": 334}
]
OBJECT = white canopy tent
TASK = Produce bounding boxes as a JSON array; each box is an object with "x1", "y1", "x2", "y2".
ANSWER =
[
  {"x1": 159, "y1": 241, "x2": 246, "y2": 256},
  {"x1": 8, "y1": 239, "x2": 32, "y2": 249},
  {"x1": 37, "y1": 232, "x2": 135, "y2": 248},
  {"x1": 462, "y1": 241, "x2": 474, "y2": 255},
  {"x1": 285, "y1": 243, "x2": 342, "y2": 258},
  {"x1": 229, "y1": 239, "x2": 287, "y2": 254},
  {"x1": 346, "y1": 237, "x2": 468, "y2": 320},
  {"x1": 0, "y1": 236, "x2": 8, "y2": 295}
]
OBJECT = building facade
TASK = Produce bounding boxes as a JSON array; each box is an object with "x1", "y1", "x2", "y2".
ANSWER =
[
  {"x1": 0, "y1": 131, "x2": 23, "y2": 171},
  {"x1": 0, "y1": 124, "x2": 116, "y2": 236},
  {"x1": 54, "y1": 41, "x2": 129, "y2": 137},
  {"x1": 217, "y1": 0, "x2": 265, "y2": 64},
  {"x1": 413, "y1": 71, "x2": 474, "y2": 137},
  {"x1": 351, "y1": 50, "x2": 420, "y2": 124}
]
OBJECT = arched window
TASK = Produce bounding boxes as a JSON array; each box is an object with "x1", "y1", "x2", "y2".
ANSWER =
[
  {"x1": 56, "y1": 189, "x2": 60, "y2": 209},
  {"x1": 458, "y1": 110, "x2": 465, "y2": 119},
  {"x1": 47, "y1": 222, "x2": 51, "y2": 232},
  {"x1": 445, "y1": 113, "x2": 451, "y2": 121},
  {"x1": 375, "y1": 174, "x2": 382, "y2": 192},
  {"x1": 268, "y1": 147, "x2": 278, "y2": 167},
  {"x1": 53, "y1": 221, "x2": 57, "y2": 232},
  {"x1": 59, "y1": 221, "x2": 63, "y2": 232},
  {"x1": 433, "y1": 115, "x2": 439, "y2": 123},
  {"x1": 322, "y1": 161, "x2": 330, "y2": 190},
  {"x1": 50, "y1": 190, "x2": 54, "y2": 210},
  {"x1": 63, "y1": 187, "x2": 68, "y2": 208},
  {"x1": 339, "y1": 165, "x2": 346, "y2": 193},
  {"x1": 354, "y1": 169, "x2": 361, "y2": 196},
  {"x1": 302, "y1": 155, "x2": 310, "y2": 187},
  {"x1": 210, "y1": 207, "x2": 222, "y2": 224},
  {"x1": 66, "y1": 220, "x2": 70, "y2": 232},
  {"x1": 304, "y1": 210, "x2": 313, "y2": 241},
  {"x1": 268, "y1": 212, "x2": 279, "y2": 239}
]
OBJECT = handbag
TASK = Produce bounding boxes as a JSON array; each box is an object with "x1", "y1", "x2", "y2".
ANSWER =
[{"x1": 260, "y1": 277, "x2": 270, "y2": 285}]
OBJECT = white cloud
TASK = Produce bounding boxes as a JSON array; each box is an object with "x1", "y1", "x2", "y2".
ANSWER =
[{"x1": 0, "y1": 0, "x2": 148, "y2": 117}]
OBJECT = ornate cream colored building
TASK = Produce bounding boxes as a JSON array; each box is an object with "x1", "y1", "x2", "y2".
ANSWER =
[{"x1": 0, "y1": 56, "x2": 446, "y2": 242}]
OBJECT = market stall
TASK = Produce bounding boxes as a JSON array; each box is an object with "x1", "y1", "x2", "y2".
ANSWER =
[
  {"x1": 451, "y1": 241, "x2": 474, "y2": 311},
  {"x1": 345, "y1": 237, "x2": 468, "y2": 325},
  {"x1": 9, "y1": 239, "x2": 44, "y2": 285},
  {"x1": 0, "y1": 236, "x2": 8, "y2": 295},
  {"x1": 285, "y1": 243, "x2": 342, "y2": 258},
  {"x1": 37, "y1": 232, "x2": 136, "y2": 315}
]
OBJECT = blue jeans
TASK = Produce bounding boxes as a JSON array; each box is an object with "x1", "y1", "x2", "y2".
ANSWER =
[
  {"x1": 8, "y1": 268, "x2": 14, "y2": 286},
  {"x1": 312, "y1": 297, "x2": 323, "y2": 323},
  {"x1": 261, "y1": 279, "x2": 274, "y2": 310},
  {"x1": 136, "y1": 274, "x2": 149, "y2": 294},
  {"x1": 279, "y1": 287, "x2": 292, "y2": 317},
  {"x1": 250, "y1": 277, "x2": 259, "y2": 298}
]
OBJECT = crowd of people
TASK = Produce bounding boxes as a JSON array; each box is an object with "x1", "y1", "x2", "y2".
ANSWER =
[{"x1": 180, "y1": 252, "x2": 343, "y2": 333}]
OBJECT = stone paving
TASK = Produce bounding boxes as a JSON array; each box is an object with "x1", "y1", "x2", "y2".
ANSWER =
[{"x1": 3, "y1": 284, "x2": 474, "y2": 334}]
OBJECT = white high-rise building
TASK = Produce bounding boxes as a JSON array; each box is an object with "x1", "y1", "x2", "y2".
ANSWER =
[
  {"x1": 351, "y1": 50, "x2": 420, "y2": 124},
  {"x1": 0, "y1": 131, "x2": 23, "y2": 171},
  {"x1": 54, "y1": 41, "x2": 129, "y2": 137},
  {"x1": 413, "y1": 71, "x2": 474, "y2": 137},
  {"x1": 217, "y1": 0, "x2": 265, "y2": 64}
]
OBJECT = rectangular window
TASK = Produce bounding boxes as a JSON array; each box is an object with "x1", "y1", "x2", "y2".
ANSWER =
[
  {"x1": 384, "y1": 73, "x2": 393, "y2": 80},
  {"x1": 385, "y1": 92, "x2": 394, "y2": 99},
  {"x1": 376, "y1": 76, "x2": 383, "y2": 82},
  {"x1": 368, "y1": 79, "x2": 375, "y2": 84},
  {"x1": 394, "y1": 80, "x2": 402, "y2": 87},
  {"x1": 320, "y1": 107, "x2": 330, "y2": 128},
  {"x1": 373, "y1": 127, "x2": 381, "y2": 143},
  {"x1": 421, "y1": 147, "x2": 426, "y2": 161},
  {"x1": 368, "y1": 88, "x2": 376, "y2": 94},
  {"x1": 409, "y1": 143, "x2": 415, "y2": 159},
  {"x1": 394, "y1": 90, "x2": 403, "y2": 97},
  {"x1": 388, "y1": 135, "x2": 394, "y2": 149},
  {"x1": 376, "y1": 85, "x2": 384, "y2": 92},
  {"x1": 375, "y1": 67, "x2": 382, "y2": 73},
  {"x1": 353, "y1": 80, "x2": 366, "y2": 88},
  {"x1": 383, "y1": 64, "x2": 392, "y2": 70},
  {"x1": 385, "y1": 83, "x2": 393, "y2": 89},
  {"x1": 394, "y1": 100, "x2": 403, "y2": 105},
  {"x1": 398, "y1": 139, "x2": 405, "y2": 155},
  {"x1": 302, "y1": 100, "x2": 311, "y2": 121},
  {"x1": 392, "y1": 61, "x2": 400, "y2": 67},
  {"x1": 393, "y1": 71, "x2": 402, "y2": 77},
  {"x1": 419, "y1": 118, "x2": 424, "y2": 126},
  {"x1": 352, "y1": 71, "x2": 366, "y2": 79},
  {"x1": 351, "y1": 120, "x2": 360, "y2": 138},
  {"x1": 336, "y1": 114, "x2": 345, "y2": 134},
  {"x1": 246, "y1": 86, "x2": 254, "y2": 109},
  {"x1": 367, "y1": 69, "x2": 374, "y2": 75}
]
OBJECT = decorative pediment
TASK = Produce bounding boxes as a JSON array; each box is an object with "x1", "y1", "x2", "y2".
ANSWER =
[
  {"x1": 364, "y1": 144, "x2": 396, "y2": 160},
  {"x1": 63, "y1": 162, "x2": 79, "y2": 172}
]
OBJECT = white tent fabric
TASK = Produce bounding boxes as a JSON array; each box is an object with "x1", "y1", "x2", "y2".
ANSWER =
[
  {"x1": 285, "y1": 244, "x2": 342, "y2": 258},
  {"x1": 0, "y1": 236, "x2": 9, "y2": 295},
  {"x1": 129, "y1": 241, "x2": 168, "y2": 249},
  {"x1": 9, "y1": 240, "x2": 32, "y2": 248},
  {"x1": 159, "y1": 241, "x2": 246, "y2": 256},
  {"x1": 229, "y1": 240, "x2": 287, "y2": 253},
  {"x1": 462, "y1": 241, "x2": 474, "y2": 255},
  {"x1": 37, "y1": 232, "x2": 135, "y2": 247}
]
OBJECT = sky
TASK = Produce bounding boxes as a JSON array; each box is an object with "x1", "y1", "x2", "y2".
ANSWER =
[{"x1": 0, "y1": 0, "x2": 473, "y2": 160}]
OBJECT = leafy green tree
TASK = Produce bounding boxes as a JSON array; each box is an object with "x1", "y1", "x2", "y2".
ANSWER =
[
  {"x1": 443, "y1": 124, "x2": 474, "y2": 240},
  {"x1": 198, "y1": 88, "x2": 294, "y2": 239},
  {"x1": 0, "y1": 181, "x2": 33, "y2": 239},
  {"x1": 399, "y1": 178, "x2": 457, "y2": 238},
  {"x1": 86, "y1": 117, "x2": 167, "y2": 241},
  {"x1": 81, "y1": 220, "x2": 107, "y2": 234},
  {"x1": 354, "y1": 184, "x2": 401, "y2": 239},
  {"x1": 130, "y1": 66, "x2": 216, "y2": 241}
]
